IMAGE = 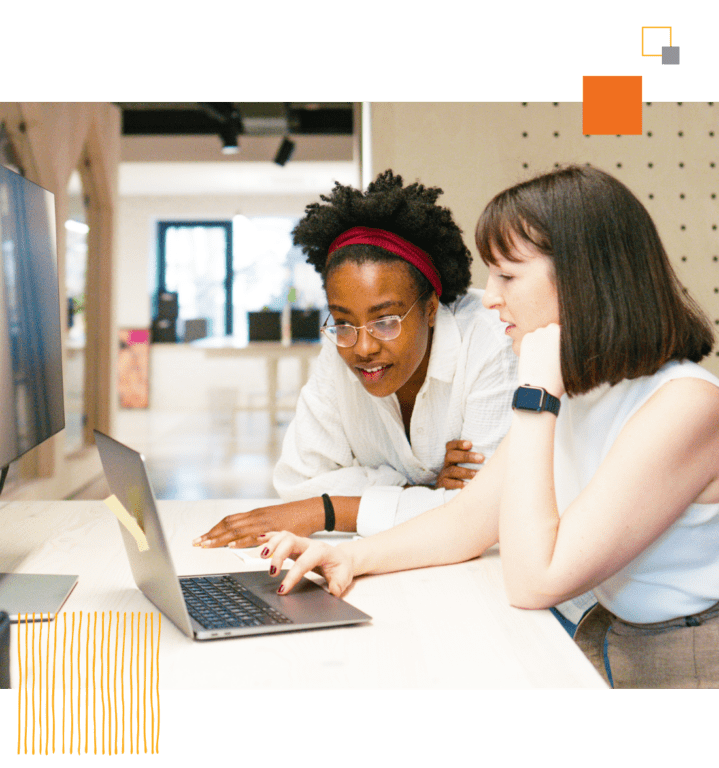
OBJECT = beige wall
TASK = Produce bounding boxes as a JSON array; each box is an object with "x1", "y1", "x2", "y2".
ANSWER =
[
  {"x1": 370, "y1": 102, "x2": 719, "y2": 376},
  {"x1": 0, "y1": 102, "x2": 121, "y2": 500}
]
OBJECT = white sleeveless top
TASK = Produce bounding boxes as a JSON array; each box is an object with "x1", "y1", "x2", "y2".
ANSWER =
[{"x1": 554, "y1": 360, "x2": 719, "y2": 623}]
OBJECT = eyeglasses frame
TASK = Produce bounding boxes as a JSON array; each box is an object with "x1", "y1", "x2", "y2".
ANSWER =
[{"x1": 320, "y1": 290, "x2": 431, "y2": 348}]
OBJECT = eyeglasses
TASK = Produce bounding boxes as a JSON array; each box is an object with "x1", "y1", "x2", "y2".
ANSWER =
[{"x1": 321, "y1": 291, "x2": 429, "y2": 348}]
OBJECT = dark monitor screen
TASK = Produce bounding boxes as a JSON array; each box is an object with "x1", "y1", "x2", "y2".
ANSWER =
[{"x1": 0, "y1": 165, "x2": 64, "y2": 468}]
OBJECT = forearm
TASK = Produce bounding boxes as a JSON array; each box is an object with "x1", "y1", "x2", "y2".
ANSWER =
[
  {"x1": 339, "y1": 472, "x2": 500, "y2": 578},
  {"x1": 329, "y1": 496, "x2": 360, "y2": 532},
  {"x1": 291, "y1": 495, "x2": 361, "y2": 533},
  {"x1": 500, "y1": 411, "x2": 561, "y2": 606}
]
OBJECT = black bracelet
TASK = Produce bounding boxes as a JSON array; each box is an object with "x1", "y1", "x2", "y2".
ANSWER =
[{"x1": 321, "y1": 493, "x2": 335, "y2": 532}]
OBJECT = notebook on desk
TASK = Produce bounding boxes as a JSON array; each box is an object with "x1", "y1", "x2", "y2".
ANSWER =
[{"x1": 93, "y1": 430, "x2": 371, "y2": 641}]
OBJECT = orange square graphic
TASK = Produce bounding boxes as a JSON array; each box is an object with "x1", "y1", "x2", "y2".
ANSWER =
[{"x1": 582, "y1": 76, "x2": 642, "y2": 135}]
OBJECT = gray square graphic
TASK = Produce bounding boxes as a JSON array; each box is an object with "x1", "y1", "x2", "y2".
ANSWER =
[{"x1": 662, "y1": 46, "x2": 680, "y2": 65}]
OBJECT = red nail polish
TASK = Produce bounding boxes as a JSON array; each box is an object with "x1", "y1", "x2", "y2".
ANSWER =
[
  {"x1": 277, "y1": 584, "x2": 285, "y2": 594},
  {"x1": 261, "y1": 547, "x2": 270, "y2": 557},
  {"x1": 269, "y1": 565, "x2": 277, "y2": 575}
]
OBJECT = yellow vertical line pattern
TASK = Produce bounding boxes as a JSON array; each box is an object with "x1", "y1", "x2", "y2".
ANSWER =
[
  {"x1": 85, "y1": 614, "x2": 90, "y2": 753},
  {"x1": 22, "y1": 615, "x2": 25, "y2": 754},
  {"x1": 26, "y1": 615, "x2": 30, "y2": 755},
  {"x1": 155, "y1": 613, "x2": 161, "y2": 754},
  {"x1": 52, "y1": 611, "x2": 58, "y2": 753},
  {"x1": 130, "y1": 613, "x2": 133, "y2": 755},
  {"x1": 129, "y1": 612, "x2": 134, "y2": 755},
  {"x1": 17, "y1": 613, "x2": 22, "y2": 754},
  {"x1": 62, "y1": 613, "x2": 66, "y2": 754},
  {"x1": 107, "y1": 611, "x2": 115, "y2": 755},
  {"x1": 45, "y1": 614, "x2": 50, "y2": 752},
  {"x1": 45, "y1": 614, "x2": 50, "y2": 750},
  {"x1": 37, "y1": 614, "x2": 42, "y2": 753},
  {"x1": 31, "y1": 613, "x2": 36, "y2": 754},
  {"x1": 121, "y1": 612, "x2": 127, "y2": 754},
  {"x1": 45, "y1": 613, "x2": 51, "y2": 755},
  {"x1": 143, "y1": 612, "x2": 148, "y2": 753},
  {"x1": 43, "y1": 613, "x2": 50, "y2": 755},
  {"x1": 107, "y1": 610, "x2": 112, "y2": 752},
  {"x1": 76, "y1": 611, "x2": 84, "y2": 755},
  {"x1": 150, "y1": 612, "x2": 154, "y2": 754},
  {"x1": 45, "y1": 613, "x2": 52, "y2": 755},
  {"x1": 105, "y1": 611, "x2": 112, "y2": 755},
  {"x1": 45, "y1": 613, "x2": 50, "y2": 753},
  {"x1": 45, "y1": 612, "x2": 50, "y2": 754},
  {"x1": 76, "y1": 611, "x2": 82, "y2": 755},
  {"x1": 93, "y1": 612, "x2": 97, "y2": 755},
  {"x1": 75, "y1": 611, "x2": 81, "y2": 755},
  {"x1": 24, "y1": 614, "x2": 29, "y2": 754},
  {"x1": 157, "y1": 613, "x2": 161, "y2": 753},
  {"x1": 100, "y1": 611, "x2": 105, "y2": 755},
  {"x1": 30, "y1": 613, "x2": 39, "y2": 755},
  {"x1": 69, "y1": 612, "x2": 75, "y2": 755},
  {"x1": 33, "y1": 613, "x2": 43, "y2": 755},
  {"x1": 135, "y1": 611, "x2": 140, "y2": 756},
  {"x1": 114, "y1": 611, "x2": 119, "y2": 754}
]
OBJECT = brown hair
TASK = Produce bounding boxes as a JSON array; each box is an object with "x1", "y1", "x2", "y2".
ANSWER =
[{"x1": 475, "y1": 165, "x2": 714, "y2": 395}]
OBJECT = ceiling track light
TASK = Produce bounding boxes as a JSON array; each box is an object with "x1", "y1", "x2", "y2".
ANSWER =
[
  {"x1": 198, "y1": 103, "x2": 243, "y2": 155},
  {"x1": 219, "y1": 125, "x2": 240, "y2": 154},
  {"x1": 274, "y1": 136, "x2": 296, "y2": 166}
]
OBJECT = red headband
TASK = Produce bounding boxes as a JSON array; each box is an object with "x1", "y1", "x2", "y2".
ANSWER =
[{"x1": 327, "y1": 226, "x2": 442, "y2": 297}]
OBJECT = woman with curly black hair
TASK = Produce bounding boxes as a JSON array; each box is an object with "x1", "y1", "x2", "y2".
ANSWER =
[
  {"x1": 260, "y1": 166, "x2": 719, "y2": 688},
  {"x1": 195, "y1": 170, "x2": 516, "y2": 548}
]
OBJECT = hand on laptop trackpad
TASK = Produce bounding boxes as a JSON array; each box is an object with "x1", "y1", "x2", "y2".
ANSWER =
[{"x1": 228, "y1": 532, "x2": 359, "y2": 564}]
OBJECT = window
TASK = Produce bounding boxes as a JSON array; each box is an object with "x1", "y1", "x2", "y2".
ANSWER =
[
  {"x1": 157, "y1": 221, "x2": 233, "y2": 335},
  {"x1": 156, "y1": 217, "x2": 324, "y2": 343}
]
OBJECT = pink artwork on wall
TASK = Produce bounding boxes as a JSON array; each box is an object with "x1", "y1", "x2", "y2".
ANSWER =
[{"x1": 118, "y1": 330, "x2": 150, "y2": 409}]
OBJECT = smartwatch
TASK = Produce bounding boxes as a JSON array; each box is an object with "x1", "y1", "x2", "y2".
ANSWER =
[{"x1": 512, "y1": 384, "x2": 561, "y2": 416}]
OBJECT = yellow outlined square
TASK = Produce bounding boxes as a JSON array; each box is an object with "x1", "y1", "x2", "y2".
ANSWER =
[{"x1": 642, "y1": 27, "x2": 672, "y2": 56}]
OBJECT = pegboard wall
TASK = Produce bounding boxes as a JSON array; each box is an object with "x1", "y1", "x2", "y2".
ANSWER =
[
  {"x1": 511, "y1": 101, "x2": 718, "y2": 375},
  {"x1": 371, "y1": 102, "x2": 719, "y2": 376}
]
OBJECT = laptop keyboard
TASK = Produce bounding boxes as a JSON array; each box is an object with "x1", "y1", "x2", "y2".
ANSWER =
[{"x1": 180, "y1": 575, "x2": 292, "y2": 630}]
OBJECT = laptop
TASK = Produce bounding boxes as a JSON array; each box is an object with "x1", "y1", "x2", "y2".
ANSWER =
[
  {"x1": 0, "y1": 573, "x2": 78, "y2": 623},
  {"x1": 93, "y1": 430, "x2": 371, "y2": 641}
]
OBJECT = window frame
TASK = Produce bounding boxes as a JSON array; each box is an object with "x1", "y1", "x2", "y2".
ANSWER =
[{"x1": 156, "y1": 220, "x2": 234, "y2": 335}]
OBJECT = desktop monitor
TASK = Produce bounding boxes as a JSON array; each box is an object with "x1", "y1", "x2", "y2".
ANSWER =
[
  {"x1": 0, "y1": 165, "x2": 75, "y2": 636},
  {"x1": 0, "y1": 164, "x2": 64, "y2": 474}
]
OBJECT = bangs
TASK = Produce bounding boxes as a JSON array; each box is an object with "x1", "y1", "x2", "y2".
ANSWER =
[{"x1": 475, "y1": 187, "x2": 553, "y2": 266}]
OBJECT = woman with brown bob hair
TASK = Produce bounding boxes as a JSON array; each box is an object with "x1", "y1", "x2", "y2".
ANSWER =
[
  {"x1": 259, "y1": 165, "x2": 719, "y2": 688},
  {"x1": 476, "y1": 163, "x2": 713, "y2": 394}
]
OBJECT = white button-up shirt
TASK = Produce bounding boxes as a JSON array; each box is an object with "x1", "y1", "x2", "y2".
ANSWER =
[{"x1": 273, "y1": 289, "x2": 518, "y2": 536}]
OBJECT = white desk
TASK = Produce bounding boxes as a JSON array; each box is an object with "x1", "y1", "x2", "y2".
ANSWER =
[
  {"x1": 192, "y1": 339, "x2": 321, "y2": 424},
  {"x1": 1, "y1": 499, "x2": 606, "y2": 689}
]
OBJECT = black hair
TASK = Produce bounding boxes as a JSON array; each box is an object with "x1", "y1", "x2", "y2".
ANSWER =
[
  {"x1": 475, "y1": 164, "x2": 714, "y2": 395},
  {"x1": 292, "y1": 169, "x2": 472, "y2": 304}
]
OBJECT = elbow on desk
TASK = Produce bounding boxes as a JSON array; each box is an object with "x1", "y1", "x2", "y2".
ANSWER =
[
  {"x1": 504, "y1": 580, "x2": 567, "y2": 611},
  {"x1": 508, "y1": 593, "x2": 558, "y2": 611}
]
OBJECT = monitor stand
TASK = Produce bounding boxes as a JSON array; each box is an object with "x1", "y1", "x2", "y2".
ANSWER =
[{"x1": 0, "y1": 573, "x2": 78, "y2": 622}]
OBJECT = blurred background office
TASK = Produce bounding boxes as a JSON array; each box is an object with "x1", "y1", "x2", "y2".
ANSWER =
[{"x1": 0, "y1": 101, "x2": 716, "y2": 502}]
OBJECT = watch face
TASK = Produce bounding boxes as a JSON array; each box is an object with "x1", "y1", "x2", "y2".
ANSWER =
[{"x1": 514, "y1": 387, "x2": 544, "y2": 411}]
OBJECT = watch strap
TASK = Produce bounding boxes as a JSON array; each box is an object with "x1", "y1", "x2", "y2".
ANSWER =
[
  {"x1": 540, "y1": 390, "x2": 561, "y2": 415},
  {"x1": 512, "y1": 385, "x2": 561, "y2": 416}
]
